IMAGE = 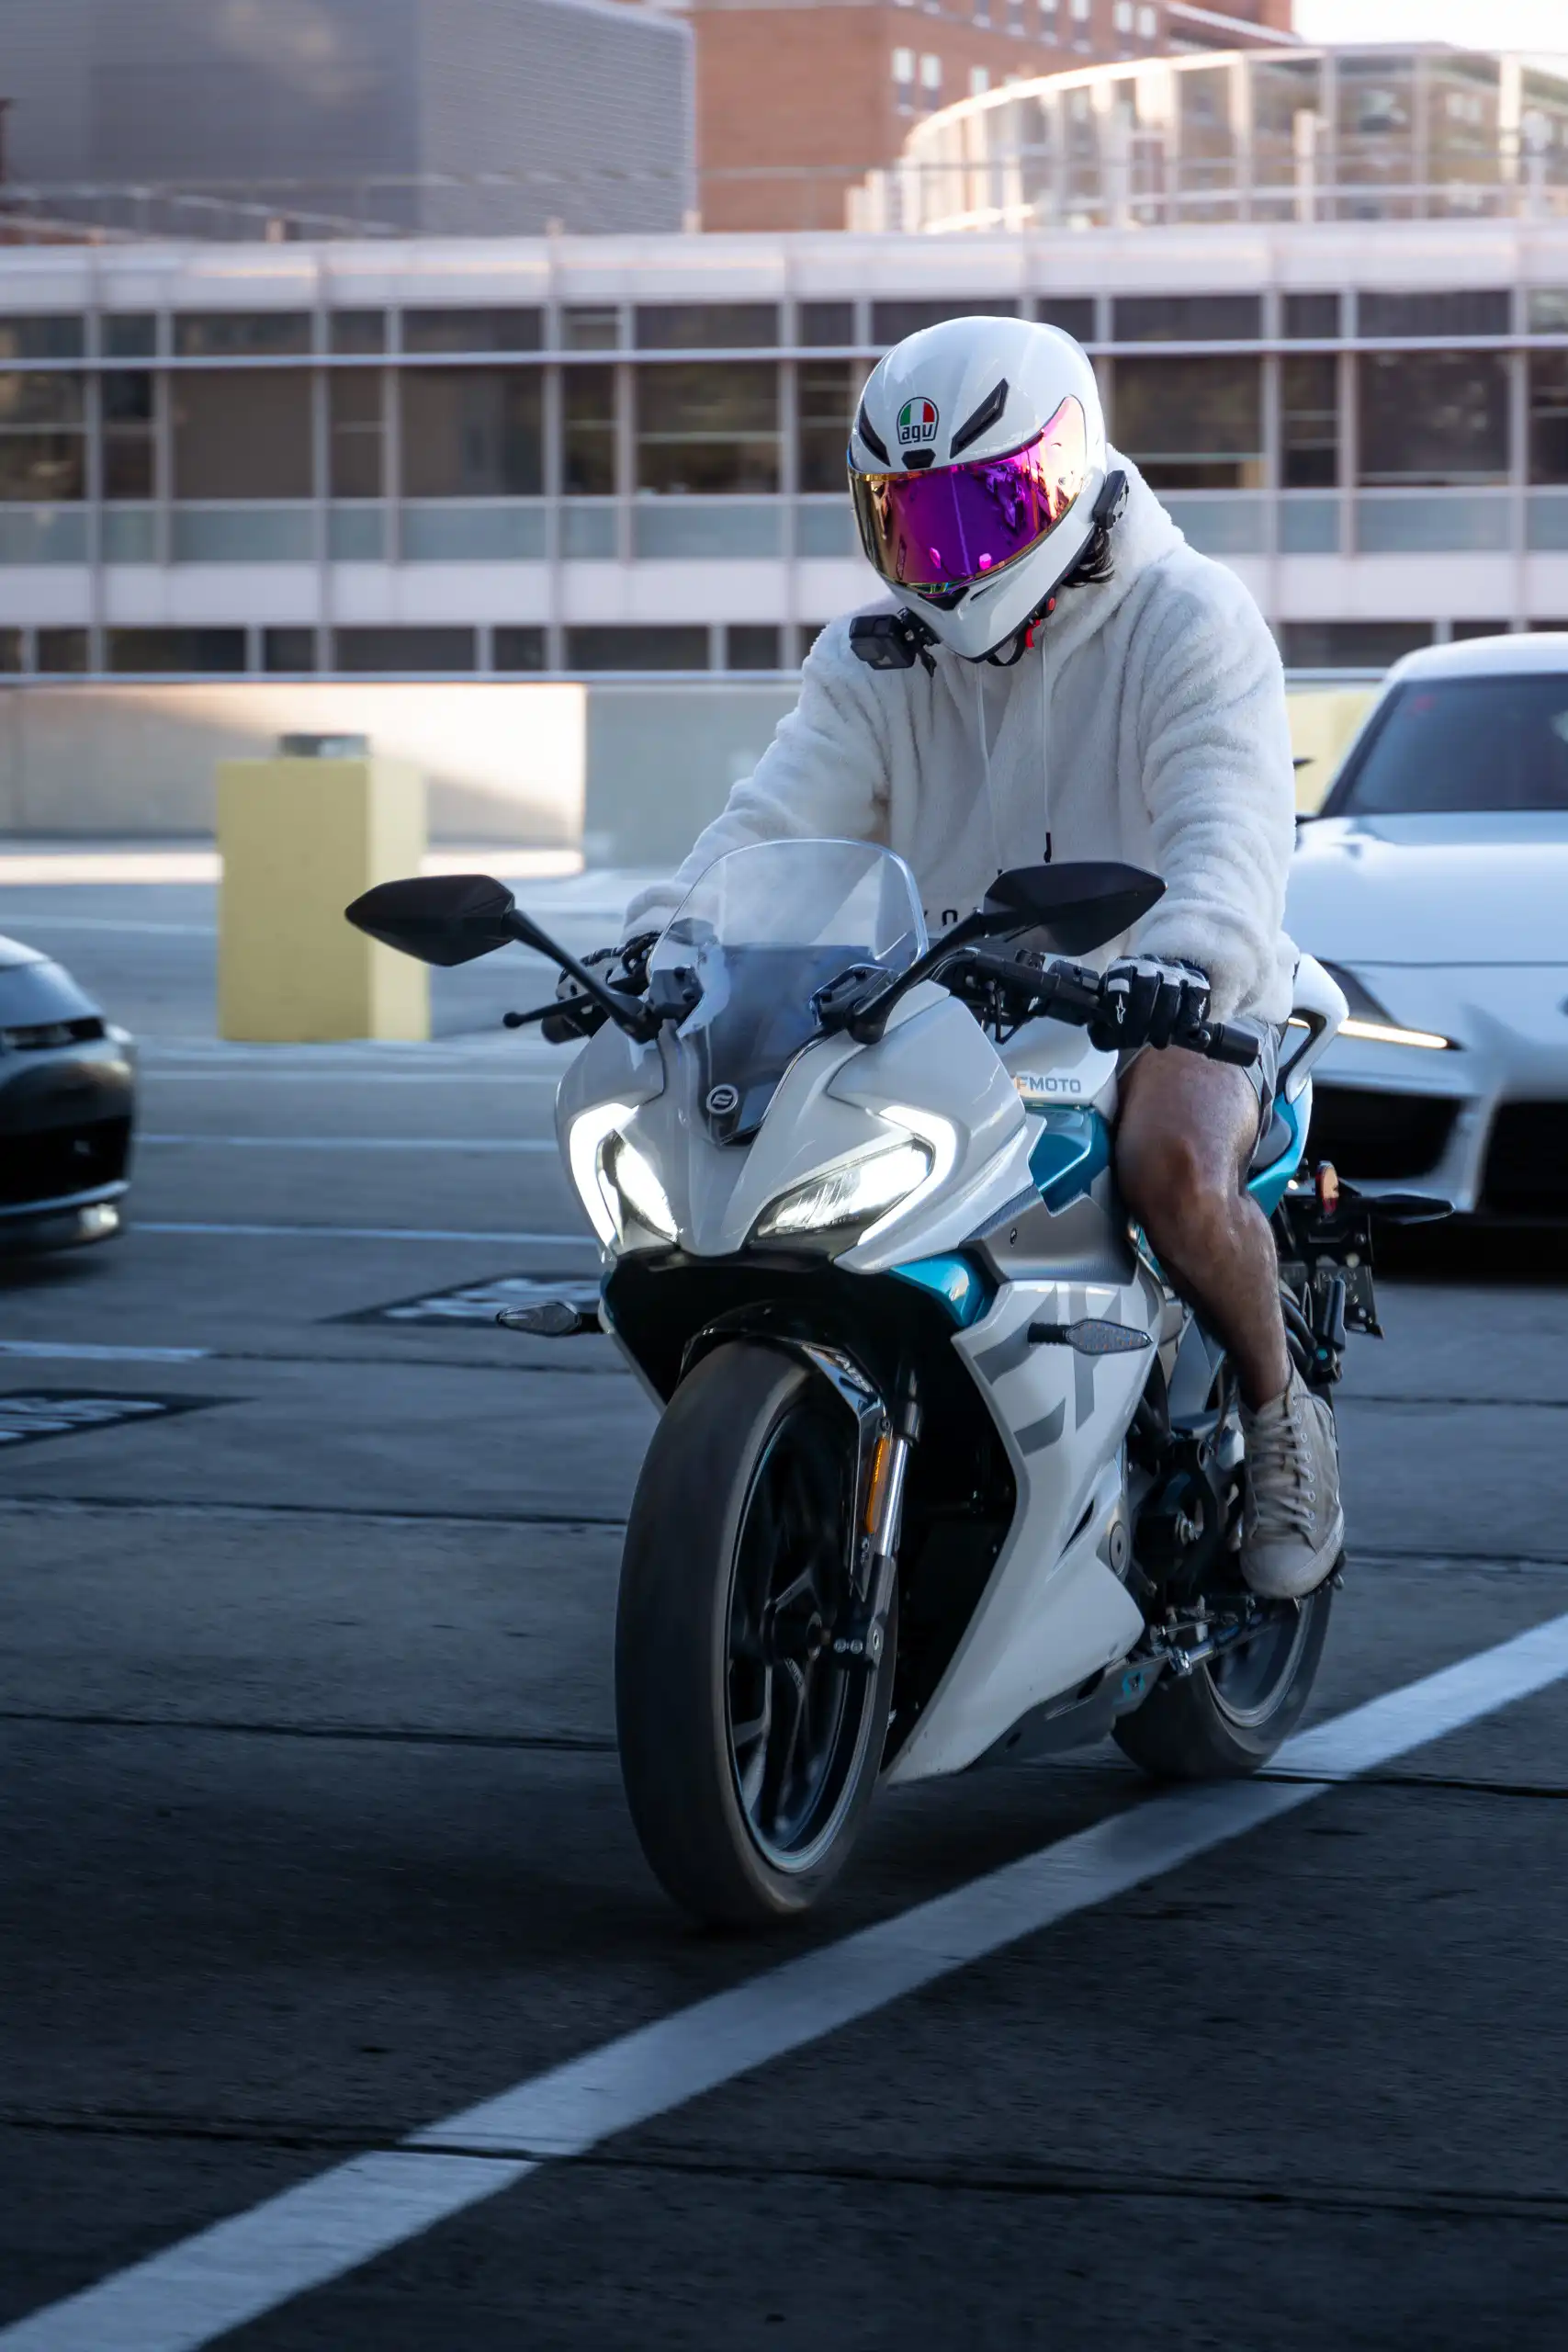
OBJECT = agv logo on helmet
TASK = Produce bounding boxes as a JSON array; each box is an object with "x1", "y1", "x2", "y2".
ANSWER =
[{"x1": 897, "y1": 398, "x2": 940, "y2": 450}]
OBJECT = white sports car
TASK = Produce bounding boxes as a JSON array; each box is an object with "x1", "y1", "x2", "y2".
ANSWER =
[{"x1": 1286, "y1": 634, "x2": 1568, "y2": 1217}]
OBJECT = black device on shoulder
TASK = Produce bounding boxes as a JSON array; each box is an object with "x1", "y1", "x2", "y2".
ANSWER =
[{"x1": 848, "y1": 609, "x2": 939, "y2": 673}]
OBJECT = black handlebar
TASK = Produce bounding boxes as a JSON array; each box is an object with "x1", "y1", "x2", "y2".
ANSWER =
[{"x1": 958, "y1": 951, "x2": 1261, "y2": 1069}]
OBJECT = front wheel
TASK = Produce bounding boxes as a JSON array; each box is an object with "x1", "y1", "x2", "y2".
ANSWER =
[
  {"x1": 615, "y1": 1340, "x2": 894, "y2": 1928},
  {"x1": 1112, "y1": 1585, "x2": 1333, "y2": 1781}
]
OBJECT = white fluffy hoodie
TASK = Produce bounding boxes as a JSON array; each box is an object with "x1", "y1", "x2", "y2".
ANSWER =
[{"x1": 625, "y1": 455, "x2": 1298, "y2": 1023}]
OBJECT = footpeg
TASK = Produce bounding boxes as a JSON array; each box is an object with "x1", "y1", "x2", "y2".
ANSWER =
[{"x1": 496, "y1": 1295, "x2": 600, "y2": 1338}]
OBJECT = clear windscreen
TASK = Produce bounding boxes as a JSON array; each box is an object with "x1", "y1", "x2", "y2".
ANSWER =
[{"x1": 648, "y1": 841, "x2": 928, "y2": 1142}]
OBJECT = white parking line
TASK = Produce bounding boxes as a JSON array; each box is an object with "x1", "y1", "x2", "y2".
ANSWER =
[
  {"x1": 139, "y1": 1135, "x2": 557, "y2": 1153},
  {"x1": 134, "y1": 1222, "x2": 589, "y2": 1244},
  {"x1": 0, "y1": 1341, "x2": 211, "y2": 1363},
  {"x1": 6, "y1": 1610, "x2": 1568, "y2": 2352}
]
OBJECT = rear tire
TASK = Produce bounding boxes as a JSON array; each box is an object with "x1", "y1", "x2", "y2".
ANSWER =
[
  {"x1": 1112, "y1": 1583, "x2": 1333, "y2": 1781},
  {"x1": 615, "y1": 1340, "x2": 894, "y2": 1928}
]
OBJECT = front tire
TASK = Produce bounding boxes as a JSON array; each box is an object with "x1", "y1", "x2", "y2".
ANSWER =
[
  {"x1": 615, "y1": 1340, "x2": 894, "y2": 1928},
  {"x1": 1112, "y1": 1584, "x2": 1333, "y2": 1780}
]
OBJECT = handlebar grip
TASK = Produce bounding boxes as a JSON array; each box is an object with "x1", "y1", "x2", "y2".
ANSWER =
[{"x1": 1201, "y1": 1020, "x2": 1261, "y2": 1068}]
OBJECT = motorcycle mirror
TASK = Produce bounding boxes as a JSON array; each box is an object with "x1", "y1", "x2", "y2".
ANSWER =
[
  {"x1": 344, "y1": 873, "x2": 518, "y2": 967},
  {"x1": 980, "y1": 862, "x2": 1166, "y2": 957}
]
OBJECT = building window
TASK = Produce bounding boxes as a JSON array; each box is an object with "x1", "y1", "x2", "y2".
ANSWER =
[
  {"x1": 173, "y1": 314, "x2": 310, "y2": 358},
  {"x1": 1280, "y1": 622, "x2": 1432, "y2": 670},
  {"x1": 635, "y1": 306, "x2": 778, "y2": 351},
  {"x1": 0, "y1": 372, "x2": 86, "y2": 503},
  {"x1": 103, "y1": 371, "x2": 155, "y2": 501},
  {"x1": 494, "y1": 627, "x2": 547, "y2": 672},
  {"x1": 798, "y1": 301, "x2": 856, "y2": 347},
  {"x1": 400, "y1": 310, "x2": 543, "y2": 354},
  {"x1": 331, "y1": 311, "x2": 386, "y2": 356},
  {"x1": 873, "y1": 297, "x2": 1017, "y2": 345},
  {"x1": 1040, "y1": 0, "x2": 1059, "y2": 38},
  {"x1": 1136, "y1": 3, "x2": 1156, "y2": 31},
  {"x1": 400, "y1": 371, "x2": 543, "y2": 497},
  {"x1": 797, "y1": 360, "x2": 859, "y2": 492},
  {"x1": 728, "y1": 624, "x2": 783, "y2": 671},
  {"x1": 1529, "y1": 353, "x2": 1568, "y2": 485},
  {"x1": 970, "y1": 66, "x2": 990, "y2": 97},
  {"x1": 1036, "y1": 297, "x2": 1096, "y2": 342},
  {"x1": 565, "y1": 625, "x2": 710, "y2": 671},
  {"x1": 37, "y1": 628, "x2": 89, "y2": 673},
  {"x1": 1070, "y1": 0, "x2": 1089, "y2": 17},
  {"x1": 263, "y1": 628, "x2": 317, "y2": 673},
  {"x1": 1112, "y1": 356, "x2": 1263, "y2": 489},
  {"x1": 1281, "y1": 356, "x2": 1337, "y2": 490},
  {"x1": 334, "y1": 628, "x2": 477, "y2": 673},
  {"x1": 330, "y1": 374, "x2": 383, "y2": 501},
  {"x1": 173, "y1": 373, "x2": 313, "y2": 500},
  {"x1": 1527, "y1": 290, "x2": 1568, "y2": 334},
  {"x1": 894, "y1": 46, "x2": 916, "y2": 107},
  {"x1": 102, "y1": 316, "x2": 156, "y2": 361},
  {"x1": 563, "y1": 366, "x2": 617, "y2": 496},
  {"x1": 1284, "y1": 292, "x2": 1340, "y2": 340},
  {"x1": 1113, "y1": 1, "x2": 1133, "y2": 31},
  {"x1": 919, "y1": 54, "x2": 942, "y2": 104},
  {"x1": 0, "y1": 317, "x2": 85, "y2": 362},
  {"x1": 1358, "y1": 290, "x2": 1510, "y2": 341},
  {"x1": 1359, "y1": 352, "x2": 1510, "y2": 486},
  {"x1": 563, "y1": 307, "x2": 620, "y2": 352},
  {"x1": 635, "y1": 363, "x2": 779, "y2": 495},
  {"x1": 107, "y1": 628, "x2": 247, "y2": 673},
  {"x1": 1112, "y1": 294, "x2": 1261, "y2": 343}
]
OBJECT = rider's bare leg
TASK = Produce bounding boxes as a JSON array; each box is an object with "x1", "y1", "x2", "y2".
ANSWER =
[{"x1": 1114, "y1": 1044, "x2": 1290, "y2": 1413}]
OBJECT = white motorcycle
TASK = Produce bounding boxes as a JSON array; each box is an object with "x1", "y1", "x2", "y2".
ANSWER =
[{"x1": 350, "y1": 840, "x2": 1419, "y2": 1929}]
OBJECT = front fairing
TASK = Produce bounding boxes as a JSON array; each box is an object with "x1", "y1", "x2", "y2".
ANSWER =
[{"x1": 556, "y1": 978, "x2": 1034, "y2": 1272}]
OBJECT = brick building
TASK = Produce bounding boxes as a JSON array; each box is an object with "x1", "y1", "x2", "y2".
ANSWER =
[{"x1": 685, "y1": 0, "x2": 1295, "y2": 230}]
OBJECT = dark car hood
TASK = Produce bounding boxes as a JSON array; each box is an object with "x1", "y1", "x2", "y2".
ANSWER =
[{"x1": 0, "y1": 949, "x2": 102, "y2": 1026}]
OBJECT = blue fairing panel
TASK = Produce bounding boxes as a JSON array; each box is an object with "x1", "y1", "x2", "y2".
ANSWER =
[
  {"x1": 1247, "y1": 1091, "x2": 1307, "y2": 1217},
  {"x1": 1027, "y1": 1106, "x2": 1111, "y2": 1210},
  {"x1": 890, "y1": 1252, "x2": 994, "y2": 1329}
]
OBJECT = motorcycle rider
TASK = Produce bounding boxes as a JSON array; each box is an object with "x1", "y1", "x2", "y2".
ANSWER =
[{"x1": 617, "y1": 315, "x2": 1341, "y2": 1601}]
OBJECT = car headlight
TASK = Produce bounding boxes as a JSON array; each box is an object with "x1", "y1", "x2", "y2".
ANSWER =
[
  {"x1": 568, "y1": 1102, "x2": 678, "y2": 1249},
  {"x1": 1318, "y1": 962, "x2": 1453, "y2": 1052}
]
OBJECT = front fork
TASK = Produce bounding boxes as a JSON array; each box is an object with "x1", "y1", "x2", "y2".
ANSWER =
[{"x1": 833, "y1": 1367, "x2": 921, "y2": 1670}]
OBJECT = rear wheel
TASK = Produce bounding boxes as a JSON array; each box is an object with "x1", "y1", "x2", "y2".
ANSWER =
[
  {"x1": 1112, "y1": 1584, "x2": 1333, "y2": 1780},
  {"x1": 615, "y1": 1340, "x2": 894, "y2": 1927}
]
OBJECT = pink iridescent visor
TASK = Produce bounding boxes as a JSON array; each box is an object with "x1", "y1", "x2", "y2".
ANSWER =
[{"x1": 851, "y1": 395, "x2": 1088, "y2": 594}]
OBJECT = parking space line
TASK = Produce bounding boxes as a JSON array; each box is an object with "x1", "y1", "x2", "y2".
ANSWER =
[
  {"x1": 6, "y1": 1611, "x2": 1568, "y2": 2352},
  {"x1": 0, "y1": 1341, "x2": 211, "y2": 1363},
  {"x1": 140, "y1": 1135, "x2": 557, "y2": 1153},
  {"x1": 135, "y1": 1223, "x2": 589, "y2": 1244}
]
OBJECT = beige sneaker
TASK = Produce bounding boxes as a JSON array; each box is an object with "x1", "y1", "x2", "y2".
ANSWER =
[{"x1": 1240, "y1": 1368, "x2": 1344, "y2": 1600}]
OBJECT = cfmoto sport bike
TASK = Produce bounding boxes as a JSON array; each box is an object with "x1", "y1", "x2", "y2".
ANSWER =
[{"x1": 350, "y1": 840, "x2": 1416, "y2": 1930}]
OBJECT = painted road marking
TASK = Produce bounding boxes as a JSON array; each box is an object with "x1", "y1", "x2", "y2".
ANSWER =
[
  {"x1": 341, "y1": 1272, "x2": 599, "y2": 1326},
  {"x1": 6, "y1": 1611, "x2": 1568, "y2": 2352},
  {"x1": 135, "y1": 1222, "x2": 590, "y2": 1245},
  {"x1": 139, "y1": 1135, "x2": 557, "y2": 1153},
  {"x1": 0, "y1": 1394, "x2": 217, "y2": 1449},
  {"x1": 0, "y1": 1342, "x2": 211, "y2": 1363}
]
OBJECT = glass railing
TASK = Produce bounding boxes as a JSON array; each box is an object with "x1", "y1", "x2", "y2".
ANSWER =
[
  {"x1": 1355, "y1": 492, "x2": 1512, "y2": 555},
  {"x1": 400, "y1": 503, "x2": 547, "y2": 560},
  {"x1": 170, "y1": 504, "x2": 314, "y2": 562},
  {"x1": 632, "y1": 499, "x2": 783, "y2": 560},
  {"x1": 0, "y1": 506, "x2": 89, "y2": 564}
]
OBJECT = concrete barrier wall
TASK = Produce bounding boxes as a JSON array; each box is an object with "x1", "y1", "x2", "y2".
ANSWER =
[
  {"x1": 0, "y1": 674, "x2": 1376, "y2": 854},
  {"x1": 0, "y1": 681, "x2": 586, "y2": 844}
]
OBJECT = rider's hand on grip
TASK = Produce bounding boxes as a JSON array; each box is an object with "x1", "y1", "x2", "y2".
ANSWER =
[{"x1": 1088, "y1": 956, "x2": 1210, "y2": 1053}]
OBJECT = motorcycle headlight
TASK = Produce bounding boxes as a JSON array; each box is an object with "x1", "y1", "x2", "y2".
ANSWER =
[
  {"x1": 756, "y1": 1136, "x2": 934, "y2": 1239},
  {"x1": 755, "y1": 1106, "x2": 955, "y2": 1245},
  {"x1": 568, "y1": 1102, "x2": 678, "y2": 1250}
]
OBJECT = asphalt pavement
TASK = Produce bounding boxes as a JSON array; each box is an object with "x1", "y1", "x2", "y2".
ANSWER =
[{"x1": 4, "y1": 865, "x2": 1568, "y2": 2349}]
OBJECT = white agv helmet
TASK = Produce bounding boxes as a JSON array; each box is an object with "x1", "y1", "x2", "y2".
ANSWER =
[{"x1": 848, "y1": 316, "x2": 1111, "y2": 662}]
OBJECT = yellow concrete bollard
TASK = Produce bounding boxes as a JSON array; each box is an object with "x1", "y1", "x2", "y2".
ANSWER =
[
  {"x1": 1286, "y1": 685, "x2": 1378, "y2": 813},
  {"x1": 217, "y1": 741, "x2": 429, "y2": 1042}
]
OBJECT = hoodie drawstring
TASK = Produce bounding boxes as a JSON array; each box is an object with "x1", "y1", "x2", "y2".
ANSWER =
[
  {"x1": 972, "y1": 662, "x2": 1002, "y2": 883},
  {"x1": 1038, "y1": 630, "x2": 1051, "y2": 864}
]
